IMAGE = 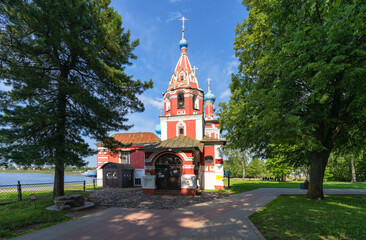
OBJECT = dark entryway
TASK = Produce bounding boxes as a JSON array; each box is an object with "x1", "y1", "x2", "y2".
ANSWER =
[{"x1": 155, "y1": 154, "x2": 183, "y2": 190}]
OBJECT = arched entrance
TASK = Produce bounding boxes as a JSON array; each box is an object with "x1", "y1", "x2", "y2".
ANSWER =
[{"x1": 155, "y1": 153, "x2": 183, "y2": 190}]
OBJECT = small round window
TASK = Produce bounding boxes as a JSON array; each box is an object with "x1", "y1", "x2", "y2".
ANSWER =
[{"x1": 204, "y1": 155, "x2": 214, "y2": 165}]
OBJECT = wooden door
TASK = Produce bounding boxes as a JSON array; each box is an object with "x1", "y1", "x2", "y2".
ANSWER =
[{"x1": 155, "y1": 154, "x2": 183, "y2": 190}]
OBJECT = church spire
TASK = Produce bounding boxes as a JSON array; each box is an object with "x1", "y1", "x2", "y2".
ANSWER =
[{"x1": 167, "y1": 17, "x2": 199, "y2": 90}]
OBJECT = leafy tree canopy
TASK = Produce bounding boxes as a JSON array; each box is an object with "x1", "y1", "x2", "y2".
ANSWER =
[
  {"x1": 224, "y1": 148, "x2": 249, "y2": 178},
  {"x1": 219, "y1": 0, "x2": 366, "y2": 199}
]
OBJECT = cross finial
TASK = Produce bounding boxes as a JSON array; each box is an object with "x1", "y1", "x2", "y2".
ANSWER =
[
  {"x1": 193, "y1": 66, "x2": 198, "y2": 75},
  {"x1": 179, "y1": 16, "x2": 188, "y2": 38},
  {"x1": 207, "y1": 78, "x2": 212, "y2": 92},
  {"x1": 160, "y1": 109, "x2": 163, "y2": 116}
]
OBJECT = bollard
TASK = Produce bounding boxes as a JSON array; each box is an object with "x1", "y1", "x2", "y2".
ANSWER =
[
  {"x1": 17, "y1": 181, "x2": 22, "y2": 201},
  {"x1": 228, "y1": 174, "x2": 230, "y2": 189},
  {"x1": 93, "y1": 179, "x2": 96, "y2": 190},
  {"x1": 83, "y1": 181, "x2": 86, "y2": 191}
]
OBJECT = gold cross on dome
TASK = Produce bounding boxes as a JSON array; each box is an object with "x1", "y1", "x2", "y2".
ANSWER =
[
  {"x1": 207, "y1": 78, "x2": 212, "y2": 91},
  {"x1": 179, "y1": 16, "x2": 188, "y2": 37},
  {"x1": 193, "y1": 66, "x2": 198, "y2": 75}
]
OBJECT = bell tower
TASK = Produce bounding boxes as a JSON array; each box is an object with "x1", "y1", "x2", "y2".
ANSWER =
[
  {"x1": 204, "y1": 78, "x2": 216, "y2": 120},
  {"x1": 160, "y1": 17, "x2": 205, "y2": 140}
]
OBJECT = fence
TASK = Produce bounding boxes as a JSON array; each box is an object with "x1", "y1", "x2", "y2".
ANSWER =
[{"x1": 0, "y1": 179, "x2": 98, "y2": 205}]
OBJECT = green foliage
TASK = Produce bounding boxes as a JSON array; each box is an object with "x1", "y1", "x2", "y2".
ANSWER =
[
  {"x1": 265, "y1": 156, "x2": 292, "y2": 181},
  {"x1": 323, "y1": 167, "x2": 333, "y2": 182},
  {"x1": 223, "y1": 148, "x2": 249, "y2": 178},
  {"x1": 219, "y1": 0, "x2": 366, "y2": 197},
  {"x1": 0, "y1": 0, "x2": 152, "y2": 180},
  {"x1": 250, "y1": 195, "x2": 366, "y2": 240},
  {"x1": 246, "y1": 157, "x2": 266, "y2": 178},
  {"x1": 328, "y1": 151, "x2": 366, "y2": 182}
]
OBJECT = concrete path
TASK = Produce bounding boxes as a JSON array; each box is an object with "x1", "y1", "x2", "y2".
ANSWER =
[{"x1": 15, "y1": 188, "x2": 366, "y2": 240}]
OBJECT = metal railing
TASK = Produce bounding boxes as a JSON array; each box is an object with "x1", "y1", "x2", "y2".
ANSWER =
[{"x1": 0, "y1": 180, "x2": 97, "y2": 205}]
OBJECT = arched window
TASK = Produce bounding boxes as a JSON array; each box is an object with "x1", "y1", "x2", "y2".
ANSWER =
[
  {"x1": 177, "y1": 92, "x2": 185, "y2": 109},
  {"x1": 176, "y1": 120, "x2": 186, "y2": 136},
  {"x1": 155, "y1": 154, "x2": 183, "y2": 166},
  {"x1": 204, "y1": 155, "x2": 214, "y2": 165},
  {"x1": 166, "y1": 96, "x2": 171, "y2": 111},
  {"x1": 193, "y1": 94, "x2": 199, "y2": 110}
]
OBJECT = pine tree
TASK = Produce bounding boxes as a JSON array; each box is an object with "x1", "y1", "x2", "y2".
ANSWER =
[{"x1": 0, "y1": 0, "x2": 152, "y2": 196}]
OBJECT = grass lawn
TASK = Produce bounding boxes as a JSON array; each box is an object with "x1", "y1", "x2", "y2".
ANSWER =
[
  {"x1": 220, "y1": 179, "x2": 366, "y2": 194},
  {"x1": 0, "y1": 186, "x2": 100, "y2": 239},
  {"x1": 250, "y1": 194, "x2": 366, "y2": 240}
]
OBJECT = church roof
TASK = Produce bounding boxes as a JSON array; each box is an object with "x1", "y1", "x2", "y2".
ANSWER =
[
  {"x1": 96, "y1": 132, "x2": 160, "y2": 146},
  {"x1": 111, "y1": 132, "x2": 160, "y2": 144},
  {"x1": 201, "y1": 136, "x2": 226, "y2": 144},
  {"x1": 140, "y1": 135, "x2": 204, "y2": 152}
]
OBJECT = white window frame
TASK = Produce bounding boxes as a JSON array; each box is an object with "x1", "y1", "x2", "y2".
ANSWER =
[{"x1": 119, "y1": 151, "x2": 130, "y2": 164}]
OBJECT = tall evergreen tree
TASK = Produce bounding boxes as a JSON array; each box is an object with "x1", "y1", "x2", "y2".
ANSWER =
[
  {"x1": 219, "y1": 0, "x2": 366, "y2": 199},
  {"x1": 0, "y1": 0, "x2": 152, "y2": 196}
]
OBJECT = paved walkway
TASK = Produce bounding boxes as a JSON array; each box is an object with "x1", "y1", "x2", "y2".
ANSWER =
[{"x1": 15, "y1": 188, "x2": 366, "y2": 240}]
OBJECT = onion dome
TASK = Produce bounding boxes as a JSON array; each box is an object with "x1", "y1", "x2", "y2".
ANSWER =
[
  {"x1": 204, "y1": 90, "x2": 216, "y2": 102},
  {"x1": 155, "y1": 124, "x2": 161, "y2": 135},
  {"x1": 179, "y1": 37, "x2": 188, "y2": 49}
]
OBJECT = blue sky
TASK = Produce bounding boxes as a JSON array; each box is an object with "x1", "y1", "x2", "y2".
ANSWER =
[
  {"x1": 0, "y1": 0, "x2": 249, "y2": 167},
  {"x1": 87, "y1": 0, "x2": 249, "y2": 166}
]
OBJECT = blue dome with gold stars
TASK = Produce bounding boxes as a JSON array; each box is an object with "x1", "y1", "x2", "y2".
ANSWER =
[
  {"x1": 204, "y1": 90, "x2": 216, "y2": 102},
  {"x1": 179, "y1": 38, "x2": 188, "y2": 49}
]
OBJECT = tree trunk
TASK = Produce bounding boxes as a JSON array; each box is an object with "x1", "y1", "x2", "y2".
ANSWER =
[
  {"x1": 306, "y1": 151, "x2": 330, "y2": 200},
  {"x1": 54, "y1": 164, "x2": 64, "y2": 197},
  {"x1": 351, "y1": 154, "x2": 356, "y2": 183},
  {"x1": 242, "y1": 159, "x2": 245, "y2": 180},
  {"x1": 53, "y1": 84, "x2": 67, "y2": 197}
]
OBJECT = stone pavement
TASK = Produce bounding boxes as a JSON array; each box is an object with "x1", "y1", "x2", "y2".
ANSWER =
[{"x1": 14, "y1": 188, "x2": 366, "y2": 240}]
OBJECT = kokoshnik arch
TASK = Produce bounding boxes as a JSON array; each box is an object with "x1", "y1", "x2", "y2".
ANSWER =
[{"x1": 95, "y1": 17, "x2": 225, "y2": 195}]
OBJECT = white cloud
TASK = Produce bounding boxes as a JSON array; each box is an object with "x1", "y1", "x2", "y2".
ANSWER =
[
  {"x1": 169, "y1": 0, "x2": 185, "y2": 3},
  {"x1": 139, "y1": 95, "x2": 164, "y2": 109},
  {"x1": 220, "y1": 89, "x2": 231, "y2": 99},
  {"x1": 225, "y1": 59, "x2": 239, "y2": 76},
  {"x1": 127, "y1": 114, "x2": 159, "y2": 132},
  {"x1": 166, "y1": 11, "x2": 183, "y2": 22}
]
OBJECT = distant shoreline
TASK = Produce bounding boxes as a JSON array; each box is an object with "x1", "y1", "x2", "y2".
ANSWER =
[{"x1": 0, "y1": 170, "x2": 82, "y2": 175}]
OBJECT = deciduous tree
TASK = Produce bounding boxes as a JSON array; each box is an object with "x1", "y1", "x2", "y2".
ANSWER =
[
  {"x1": 219, "y1": 0, "x2": 366, "y2": 199},
  {"x1": 224, "y1": 148, "x2": 249, "y2": 178}
]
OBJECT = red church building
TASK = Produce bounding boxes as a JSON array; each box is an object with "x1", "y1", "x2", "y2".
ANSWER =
[{"x1": 96, "y1": 18, "x2": 225, "y2": 195}]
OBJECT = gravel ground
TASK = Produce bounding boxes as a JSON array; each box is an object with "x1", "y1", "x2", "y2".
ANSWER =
[{"x1": 86, "y1": 188, "x2": 230, "y2": 209}]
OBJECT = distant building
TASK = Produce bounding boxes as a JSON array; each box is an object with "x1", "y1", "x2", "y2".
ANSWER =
[{"x1": 96, "y1": 18, "x2": 225, "y2": 195}]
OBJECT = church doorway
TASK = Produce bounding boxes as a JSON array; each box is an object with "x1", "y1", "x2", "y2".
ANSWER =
[{"x1": 155, "y1": 153, "x2": 183, "y2": 190}]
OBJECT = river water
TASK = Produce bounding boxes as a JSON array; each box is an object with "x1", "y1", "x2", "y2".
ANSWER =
[{"x1": 0, "y1": 172, "x2": 96, "y2": 186}]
